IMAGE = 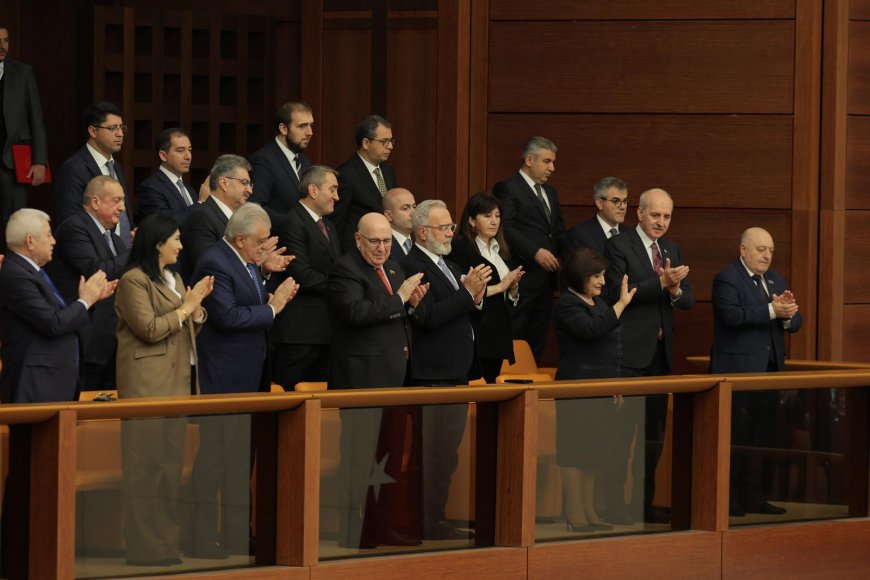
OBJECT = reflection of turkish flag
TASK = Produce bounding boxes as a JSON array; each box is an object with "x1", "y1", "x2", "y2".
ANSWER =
[{"x1": 360, "y1": 406, "x2": 421, "y2": 545}]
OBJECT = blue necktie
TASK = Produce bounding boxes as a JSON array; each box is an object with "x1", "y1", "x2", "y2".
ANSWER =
[
  {"x1": 38, "y1": 269, "x2": 66, "y2": 306},
  {"x1": 246, "y1": 263, "x2": 264, "y2": 303},
  {"x1": 404, "y1": 238, "x2": 413, "y2": 254},
  {"x1": 437, "y1": 257, "x2": 459, "y2": 290}
]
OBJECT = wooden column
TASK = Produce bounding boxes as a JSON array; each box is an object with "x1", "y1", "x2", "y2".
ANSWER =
[
  {"x1": 691, "y1": 382, "x2": 732, "y2": 532},
  {"x1": 494, "y1": 389, "x2": 537, "y2": 546},
  {"x1": 845, "y1": 387, "x2": 870, "y2": 517}
]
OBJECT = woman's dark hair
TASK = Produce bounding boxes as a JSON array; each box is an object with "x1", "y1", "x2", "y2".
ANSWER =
[
  {"x1": 458, "y1": 192, "x2": 510, "y2": 259},
  {"x1": 125, "y1": 214, "x2": 181, "y2": 282},
  {"x1": 563, "y1": 247, "x2": 609, "y2": 292}
]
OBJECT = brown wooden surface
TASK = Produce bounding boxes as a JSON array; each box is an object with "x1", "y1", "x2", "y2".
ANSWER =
[
  {"x1": 467, "y1": 0, "x2": 488, "y2": 196},
  {"x1": 854, "y1": 0, "x2": 870, "y2": 21},
  {"x1": 528, "y1": 531, "x2": 721, "y2": 579},
  {"x1": 843, "y1": 305, "x2": 870, "y2": 361},
  {"x1": 844, "y1": 212, "x2": 870, "y2": 303},
  {"x1": 727, "y1": 370, "x2": 870, "y2": 391},
  {"x1": 722, "y1": 519, "x2": 870, "y2": 579},
  {"x1": 845, "y1": 388, "x2": 870, "y2": 516},
  {"x1": 139, "y1": 566, "x2": 309, "y2": 579},
  {"x1": 691, "y1": 383, "x2": 732, "y2": 531},
  {"x1": 847, "y1": 116, "x2": 870, "y2": 208},
  {"x1": 495, "y1": 391, "x2": 537, "y2": 546},
  {"x1": 490, "y1": 0, "x2": 795, "y2": 20},
  {"x1": 849, "y1": 21, "x2": 870, "y2": 115},
  {"x1": 488, "y1": 21, "x2": 794, "y2": 114}
]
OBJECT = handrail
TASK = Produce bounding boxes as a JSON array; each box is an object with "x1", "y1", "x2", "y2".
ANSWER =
[
  {"x1": 686, "y1": 355, "x2": 870, "y2": 372},
  {"x1": 535, "y1": 375, "x2": 722, "y2": 398}
]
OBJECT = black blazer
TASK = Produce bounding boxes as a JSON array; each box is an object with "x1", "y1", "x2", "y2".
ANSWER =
[
  {"x1": 1, "y1": 59, "x2": 47, "y2": 170},
  {"x1": 136, "y1": 169, "x2": 198, "y2": 224},
  {"x1": 401, "y1": 245, "x2": 478, "y2": 383},
  {"x1": 565, "y1": 216, "x2": 611, "y2": 257},
  {"x1": 331, "y1": 153, "x2": 396, "y2": 251},
  {"x1": 249, "y1": 139, "x2": 312, "y2": 222},
  {"x1": 0, "y1": 253, "x2": 90, "y2": 403},
  {"x1": 603, "y1": 227, "x2": 695, "y2": 371},
  {"x1": 181, "y1": 196, "x2": 229, "y2": 282},
  {"x1": 47, "y1": 211, "x2": 129, "y2": 366},
  {"x1": 327, "y1": 250, "x2": 411, "y2": 389},
  {"x1": 271, "y1": 202, "x2": 341, "y2": 344},
  {"x1": 448, "y1": 237, "x2": 515, "y2": 362},
  {"x1": 554, "y1": 293, "x2": 621, "y2": 380}
]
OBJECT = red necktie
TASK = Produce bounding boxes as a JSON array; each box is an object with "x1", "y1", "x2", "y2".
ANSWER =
[
  {"x1": 376, "y1": 267, "x2": 393, "y2": 295},
  {"x1": 317, "y1": 218, "x2": 330, "y2": 241}
]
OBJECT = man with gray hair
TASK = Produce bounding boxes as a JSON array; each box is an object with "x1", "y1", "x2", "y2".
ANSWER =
[
  {"x1": 493, "y1": 136, "x2": 566, "y2": 361},
  {"x1": 188, "y1": 202, "x2": 299, "y2": 558},
  {"x1": 566, "y1": 176, "x2": 629, "y2": 256},
  {"x1": 0, "y1": 208, "x2": 115, "y2": 403}
]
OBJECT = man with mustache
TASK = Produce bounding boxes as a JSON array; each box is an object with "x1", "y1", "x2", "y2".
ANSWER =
[
  {"x1": 0, "y1": 23, "x2": 47, "y2": 253},
  {"x1": 565, "y1": 176, "x2": 628, "y2": 256},
  {"x1": 136, "y1": 128, "x2": 205, "y2": 224}
]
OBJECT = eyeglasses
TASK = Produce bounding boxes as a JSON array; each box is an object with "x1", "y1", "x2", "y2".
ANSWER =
[
  {"x1": 369, "y1": 137, "x2": 396, "y2": 147},
  {"x1": 93, "y1": 124, "x2": 128, "y2": 133},
  {"x1": 424, "y1": 223, "x2": 457, "y2": 233},
  {"x1": 224, "y1": 176, "x2": 254, "y2": 189},
  {"x1": 607, "y1": 198, "x2": 629, "y2": 207},
  {"x1": 358, "y1": 234, "x2": 393, "y2": 248}
]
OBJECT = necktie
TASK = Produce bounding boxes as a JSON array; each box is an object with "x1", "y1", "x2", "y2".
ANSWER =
[
  {"x1": 293, "y1": 155, "x2": 302, "y2": 176},
  {"x1": 177, "y1": 178, "x2": 193, "y2": 206},
  {"x1": 104, "y1": 230, "x2": 118, "y2": 257},
  {"x1": 610, "y1": 227, "x2": 619, "y2": 238},
  {"x1": 533, "y1": 183, "x2": 551, "y2": 221},
  {"x1": 437, "y1": 257, "x2": 459, "y2": 290},
  {"x1": 375, "y1": 267, "x2": 393, "y2": 295},
  {"x1": 651, "y1": 242, "x2": 663, "y2": 271},
  {"x1": 246, "y1": 263, "x2": 264, "y2": 304},
  {"x1": 373, "y1": 166, "x2": 388, "y2": 196},
  {"x1": 752, "y1": 274, "x2": 770, "y2": 303},
  {"x1": 38, "y1": 269, "x2": 66, "y2": 306},
  {"x1": 317, "y1": 218, "x2": 330, "y2": 241},
  {"x1": 106, "y1": 159, "x2": 118, "y2": 180},
  {"x1": 404, "y1": 238, "x2": 413, "y2": 254}
]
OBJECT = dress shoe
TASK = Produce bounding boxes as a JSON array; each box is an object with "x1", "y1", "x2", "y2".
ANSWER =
[
  {"x1": 746, "y1": 501, "x2": 786, "y2": 515},
  {"x1": 423, "y1": 521, "x2": 474, "y2": 540}
]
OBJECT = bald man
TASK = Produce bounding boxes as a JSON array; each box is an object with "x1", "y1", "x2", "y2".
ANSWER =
[
  {"x1": 382, "y1": 187, "x2": 416, "y2": 261},
  {"x1": 711, "y1": 226, "x2": 802, "y2": 517}
]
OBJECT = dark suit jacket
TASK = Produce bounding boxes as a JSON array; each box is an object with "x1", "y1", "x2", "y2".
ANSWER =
[
  {"x1": 401, "y1": 245, "x2": 478, "y2": 383},
  {"x1": 448, "y1": 237, "x2": 515, "y2": 362},
  {"x1": 565, "y1": 215, "x2": 611, "y2": 257},
  {"x1": 554, "y1": 293, "x2": 621, "y2": 380},
  {"x1": 1, "y1": 59, "x2": 47, "y2": 169},
  {"x1": 249, "y1": 140, "x2": 311, "y2": 223},
  {"x1": 327, "y1": 251, "x2": 411, "y2": 389},
  {"x1": 271, "y1": 202, "x2": 341, "y2": 344},
  {"x1": 331, "y1": 153, "x2": 396, "y2": 251},
  {"x1": 47, "y1": 211, "x2": 129, "y2": 366},
  {"x1": 0, "y1": 253, "x2": 90, "y2": 402},
  {"x1": 492, "y1": 172, "x2": 565, "y2": 291},
  {"x1": 55, "y1": 146, "x2": 133, "y2": 233},
  {"x1": 604, "y1": 227, "x2": 695, "y2": 371},
  {"x1": 181, "y1": 196, "x2": 229, "y2": 281},
  {"x1": 388, "y1": 234, "x2": 412, "y2": 263},
  {"x1": 710, "y1": 259, "x2": 803, "y2": 373},
  {"x1": 135, "y1": 169, "x2": 198, "y2": 224},
  {"x1": 192, "y1": 241, "x2": 275, "y2": 394}
]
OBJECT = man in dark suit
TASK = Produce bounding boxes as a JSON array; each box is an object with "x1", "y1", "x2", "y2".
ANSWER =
[
  {"x1": 402, "y1": 199, "x2": 490, "y2": 540},
  {"x1": 271, "y1": 165, "x2": 341, "y2": 390},
  {"x1": 54, "y1": 101, "x2": 133, "y2": 247},
  {"x1": 604, "y1": 187, "x2": 695, "y2": 523},
  {"x1": 331, "y1": 115, "x2": 397, "y2": 251},
  {"x1": 0, "y1": 208, "x2": 114, "y2": 403},
  {"x1": 383, "y1": 187, "x2": 416, "y2": 262},
  {"x1": 565, "y1": 176, "x2": 628, "y2": 257},
  {"x1": 0, "y1": 24, "x2": 48, "y2": 251},
  {"x1": 47, "y1": 176, "x2": 129, "y2": 389},
  {"x1": 328, "y1": 212, "x2": 427, "y2": 549},
  {"x1": 188, "y1": 203, "x2": 298, "y2": 558},
  {"x1": 136, "y1": 128, "x2": 204, "y2": 224},
  {"x1": 249, "y1": 101, "x2": 314, "y2": 223},
  {"x1": 711, "y1": 226, "x2": 802, "y2": 517},
  {"x1": 492, "y1": 136, "x2": 565, "y2": 361}
]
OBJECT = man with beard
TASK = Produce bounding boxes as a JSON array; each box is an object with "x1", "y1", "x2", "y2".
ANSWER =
[
  {"x1": 566, "y1": 176, "x2": 628, "y2": 256},
  {"x1": 250, "y1": 101, "x2": 314, "y2": 222},
  {"x1": 136, "y1": 128, "x2": 205, "y2": 224},
  {"x1": 383, "y1": 187, "x2": 416, "y2": 261}
]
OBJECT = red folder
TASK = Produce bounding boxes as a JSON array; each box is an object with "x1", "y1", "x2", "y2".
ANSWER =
[{"x1": 12, "y1": 144, "x2": 52, "y2": 184}]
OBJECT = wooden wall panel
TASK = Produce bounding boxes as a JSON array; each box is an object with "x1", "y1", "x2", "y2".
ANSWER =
[
  {"x1": 846, "y1": 116, "x2": 870, "y2": 208},
  {"x1": 488, "y1": 21, "x2": 794, "y2": 114},
  {"x1": 491, "y1": 0, "x2": 795, "y2": 21},
  {"x1": 844, "y1": 211, "x2": 870, "y2": 303},
  {"x1": 486, "y1": 115, "x2": 793, "y2": 209},
  {"x1": 853, "y1": 0, "x2": 870, "y2": 22},
  {"x1": 848, "y1": 21, "x2": 870, "y2": 114}
]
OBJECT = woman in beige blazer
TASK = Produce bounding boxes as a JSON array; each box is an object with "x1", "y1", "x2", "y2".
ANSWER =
[{"x1": 115, "y1": 214, "x2": 213, "y2": 566}]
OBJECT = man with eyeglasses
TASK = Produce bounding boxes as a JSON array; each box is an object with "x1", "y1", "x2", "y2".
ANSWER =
[
  {"x1": 55, "y1": 101, "x2": 133, "y2": 248},
  {"x1": 566, "y1": 176, "x2": 628, "y2": 257},
  {"x1": 331, "y1": 115, "x2": 397, "y2": 251}
]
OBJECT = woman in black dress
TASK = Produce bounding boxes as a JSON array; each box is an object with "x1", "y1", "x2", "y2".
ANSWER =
[
  {"x1": 451, "y1": 192, "x2": 523, "y2": 383},
  {"x1": 555, "y1": 247, "x2": 634, "y2": 531}
]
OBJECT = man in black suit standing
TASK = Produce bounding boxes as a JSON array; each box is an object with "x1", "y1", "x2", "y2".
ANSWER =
[
  {"x1": 48, "y1": 175, "x2": 130, "y2": 390},
  {"x1": 136, "y1": 128, "x2": 204, "y2": 223},
  {"x1": 402, "y1": 199, "x2": 490, "y2": 540},
  {"x1": 383, "y1": 187, "x2": 416, "y2": 262},
  {"x1": 55, "y1": 101, "x2": 132, "y2": 247},
  {"x1": 493, "y1": 136, "x2": 565, "y2": 361},
  {"x1": 565, "y1": 177, "x2": 628, "y2": 257},
  {"x1": 271, "y1": 165, "x2": 341, "y2": 390},
  {"x1": 328, "y1": 212, "x2": 427, "y2": 549},
  {"x1": 604, "y1": 187, "x2": 695, "y2": 523},
  {"x1": 0, "y1": 24, "x2": 48, "y2": 252},
  {"x1": 249, "y1": 101, "x2": 314, "y2": 223},
  {"x1": 331, "y1": 115, "x2": 397, "y2": 251}
]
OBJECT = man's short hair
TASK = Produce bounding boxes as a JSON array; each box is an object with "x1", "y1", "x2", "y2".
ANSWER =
[
  {"x1": 411, "y1": 199, "x2": 447, "y2": 233},
  {"x1": 208, "y1": 154, "x2": 251, "y2": 191},
  {"x1": 298, "y1": 165, "x2": 339, "y2": 199},
  {"x1": 5, "y1": 208, "x2": 50, "y2": 249},
  {"x1": 521, "y1": 136, "x2": 558, "y2": 163},
  {"x1": 82, "y1": 175, "x2": 121, "y2": 206},
  {"x1": 593, "y1": 177, "x2": 627, "y2": 202},
  {"x1": 225, "y1": 202, "x2": 270, "y2": 240},
  {"x1": 0, "y1": 22, "x2": 10, "y2": 34},
  {"x1": 155, "y1": 128, "x2": 187, "y2": 154},
  {"x1": 354, "y1": 115, "x2": 391, "y2": 148},
  {"x1": 83, "y1": 101, "x2": 122, "y2": 131},
  {"x1": 274, "y1": 101, "x2": 313, "y2": 133}
]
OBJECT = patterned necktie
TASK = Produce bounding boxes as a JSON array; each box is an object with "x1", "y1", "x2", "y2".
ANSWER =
[
  {"x1": 752, "y1": 274, "x2": 770, "y2": 303},
  {"x1": 38, "y1": 269, "x2": 66, "y2": 306},
  {"x1": 610, "y1": 227, "x2": 619, "y2": 238},
  {"x1": 404, "y1": 238, "x2": 413, "y2": 254},
  {"x1": 373, "y1": 166, "x2": 387, "y2": 196},
  {"x1": 317, "y1": 218, "x2": 330, "y2": 241},
  {"x1": 375, "y1": 267, "x2": 393, "y2": 295},
  {"x1": 533, "y1": 183, "x2": 551, "y2": 221},
  {"x1": 651, "y1": 241, "x2": 663, "y2": 271},
  {"x1": 104, "y1": 230, "x2": 117, "y2": 257},
  {"x1": 177, "y1": 178, "x2": 193, "y2": 206},
  {"x1": 437, "y1": 257, "x2": 459, "y2": 290},
  {"x1": 246, "y1": 263, "x2": 264, "y2": 304}
]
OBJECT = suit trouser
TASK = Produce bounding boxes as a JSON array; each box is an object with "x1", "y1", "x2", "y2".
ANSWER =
[
  {"x1": 337, "y1": 407, "x2": 383, "y2": 547},
  {"x1": 418, "y1": 387, "x2": 468, "y2": 526},
  {"x1": 509, "y1": 280, "x2": 553, "y2": 362},
  {"x1": 0, "y1": 167, "x2": 26, "y2": 253},
  {"x1": 272, "y1": 343, "x2": 329, "y2": 391}
]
